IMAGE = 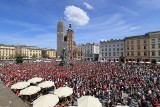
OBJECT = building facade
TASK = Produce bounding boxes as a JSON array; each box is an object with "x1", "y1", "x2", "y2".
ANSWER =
[
  {"x1": 80, "y1": 43, "x2": 99, "y2": 61},
  {"x1": 124, "y1": 35, "x2": 150, "y2": 62},
  {"x1": 99, "y1": 39, "x2": 124, "y2": 61},
  {"x1": 147, "y1": 31, "x2": 160, "y2": 62},
  {"x1": 0, "y1": 44, "x2": 16, "y2": 60},
  {"x1": 57, "y1": 19, "x2": 66, "y2": 57},
  {"x1": 57, "y1": 19, "x2": 78, "y2": 59},
  {"x1": 76, "y1": 45, "x2": 83, "y2": 59},
  {"x1": 28, "y1": 46, "x2": 42, "y2": 59},
  {"x1": 21, "y1": 46, "x2": 30, "y2": 58},
  {"x1": 42, "y1": 48, "x2": 56, "y2": 58}
]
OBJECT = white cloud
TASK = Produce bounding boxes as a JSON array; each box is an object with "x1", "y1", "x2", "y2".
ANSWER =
[
  {"x1": 64, "y1": 5, "x2": 90, "y2": 26},
  {"x1": 83, "y1": 2, "x2": 94, "y2": 10},
  {"x1": 137, "y1": 0, "x2": 160, "y2": 9},
  {"x1": 119, "y1": 6, "x2": 138, "y2": 16}
]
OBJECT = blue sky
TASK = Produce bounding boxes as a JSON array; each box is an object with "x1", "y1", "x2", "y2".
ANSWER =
[{"x1": 0, "y1": 0, "x2": 160, "y2": 49}]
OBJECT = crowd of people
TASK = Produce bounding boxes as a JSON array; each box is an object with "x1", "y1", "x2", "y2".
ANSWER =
[{"x1": 0, "y1": 60, "x2": 160, "y2": 107}]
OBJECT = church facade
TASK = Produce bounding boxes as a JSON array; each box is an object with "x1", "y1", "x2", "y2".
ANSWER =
[{"x1": 57, "y1": 19, "x2": 78, "y2": 59}]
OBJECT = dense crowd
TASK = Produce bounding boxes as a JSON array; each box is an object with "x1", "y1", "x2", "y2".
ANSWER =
[{"x1": 0, "y1": 60, "x2": 160, "y2": 107}]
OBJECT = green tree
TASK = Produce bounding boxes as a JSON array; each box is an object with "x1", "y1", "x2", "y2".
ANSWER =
[
  {"x1": 32, "y1": 54, "x2": 37, "y2": 59},
  {"x1": 15, "y1": 54, "x2": 23, "y2": 64}
]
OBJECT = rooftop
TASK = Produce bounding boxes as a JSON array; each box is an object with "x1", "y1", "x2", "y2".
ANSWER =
[{"x1": 0, "y1": 83, "x2": 30, "y2": 107}]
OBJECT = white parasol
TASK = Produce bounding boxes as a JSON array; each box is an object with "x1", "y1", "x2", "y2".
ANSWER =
[
  {"x1": 78, "y1": 96, "x2": 102, "y2": 107},
  {"x1": 38, "y1": 81, "x2": 54, "y2": 88},
  {"x1": 28, "y1": 77, "x2": 43, "y2": 84},
  {"x1": 54, "y1": 86, "x2": 73, "y2": 98},
  {"x1": 32, "y1": 94, "x2": 59, "y2": 107},
  {"x1": 11, "y1": 81, "x2": 30, "y2": 90},
  {"x1": 19, "y1": 86, "x2": 41, "y2": 95}
]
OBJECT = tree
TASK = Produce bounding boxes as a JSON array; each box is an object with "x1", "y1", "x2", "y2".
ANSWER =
[
  {"x1": 15, "y1": 54, "x2": 23, "y2": 64},
  {"x1": 32, "y1": 54, "x2": 37, "y2": 59}
]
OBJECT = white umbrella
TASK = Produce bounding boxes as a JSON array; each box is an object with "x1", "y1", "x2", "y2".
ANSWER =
[
  {"x1": 54, "y1": 86, "x2": 73, "y2": 98},
  {"x1": 139, "y1": 61, "x2": 144, "y2": 63},
  {"x1": 19, "y1": 86, "x2": 41, "y2": 96},
  {"x1": 116, "y1": 105, "x2": 129, "y2": 107},
  {"x1": 132, "y1": 61, "x2": 136, "y2": 63},
  {"x1": 38, "y1": 81, "x2": 54, "y2": 88},
  {"x1": 28, "y1": 77, "x2": 43, "y2": 84},
  {"x1": 146, "y1": 61, "x2": 151, "y2": 64},
  {"x1": 11, "y1": 81, "x2": 30, "y2": 90},
  {"x1": 32, "y1": 94, "x2": 59, "y2": 107},
  {"x1": 78, "y1": 96, "x2": 102, "y2": 107}
]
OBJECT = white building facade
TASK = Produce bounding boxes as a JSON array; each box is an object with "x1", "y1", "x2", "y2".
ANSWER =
[
  {"x1": 99, "y1": 39, "x2": 125, "y2": 61},
  {"x1": 80, "y1": 43, "x2": 99, "y2": 61},
  {"x1": 148, "y1": 31, "x2": 160, "y2": 62}
]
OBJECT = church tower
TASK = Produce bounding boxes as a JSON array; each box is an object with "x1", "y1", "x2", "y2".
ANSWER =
[
  {"x1": 67, "y1": 24, "x2": 74, "y2": 59},
  {"x1": 57, "y1": 18, "x2": 66, "y2": 57}
]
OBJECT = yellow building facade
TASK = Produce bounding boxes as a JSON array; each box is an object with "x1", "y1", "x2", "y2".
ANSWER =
[
  {"x1": 46, "y1": 49, "x2": 56, "y2": 58},
  {"x1": 125, "y1": 35, "x2": 150, "y2": 62},
  {"x1": 0, "y1": 44, "x2": 16, "y2": 60},
  {"x1": 28, "y1": 47, "x2": 42, "y2": 58}
]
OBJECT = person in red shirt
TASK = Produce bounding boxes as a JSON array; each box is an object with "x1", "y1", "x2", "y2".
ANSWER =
[{"x1": 153, "y1": 98, "x2": 158, "y2": 107}]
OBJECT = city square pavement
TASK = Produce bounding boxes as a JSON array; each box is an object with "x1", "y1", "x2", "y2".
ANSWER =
[{"x1": 0, "y1": 82, "x2": 30, "y2": 107}]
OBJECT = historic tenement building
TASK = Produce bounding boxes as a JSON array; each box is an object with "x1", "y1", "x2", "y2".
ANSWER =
[
  {"x1": 146, "y1": 31, "x2": 160, "y2": 62},
  {"x1": 124, "y1": 35, "x2": 150, "y2": 62},
  {"x1": 99, "y1": 39, "x2": 124, "y2": 61}
]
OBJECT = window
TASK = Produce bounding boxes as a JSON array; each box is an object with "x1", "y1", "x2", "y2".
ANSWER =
[
  {"x1": 137, "y1": 51, "x2": 140, "y2": 56},
  {"x1": 151, "y1": 39, "x2": 155, "y2": 43},
  {"x1": 117, "y1": 44, "x2": 119, "y2": 46},
  {"x1": 152, "y1": 51, "x2": 155, "y2": 56},
  {"x1": 159, "y1": 51, "x2": 160, "y2": 56},
  {"x1": 102, "y1": 49, "x2": 103, "y2": 51},
  {"x1": 158, "y1": 38, "x2": 160, "y2": 43},
  {"x1": 102, "y1": 53, "x2": 104, "y2": 56},
  {"x1": 137, "y1": 46, "x2": 140, "y2": 50},
  {"x1": 113, "y1": 48, "x2": 115, "y2": 51},
  {"x1": 127, "y1": 41, "x2": 129, "y2": 44},
  {"x1": 131, "y1": 46, "x2": 134, "y2": 50},
  {"x1": 131, "y1": 41, "x2": 133, "y2": 44},
  {"x1": 105, "y1": 52, "x2": 107, "y2": 56},
  {"x1": 105, "y1": 45, "x2": 107, "y2": 47},
  {"x1": 117, "y1": 48, "x2": 119, "y2": 51},
  {"x1": 105, "y1": 48, "x2": 107, "y2": 51},
  {"x1": 127, "y1": 52, "x2": 129, "y2": 56},
  {"x1": 117, "y1": 52, "x2": 119, "y2": 56},
  {"x1": 144, "y1": 39, "x2": 147, "y2": 43},
  {"x1": 144, "y1": 45, "x2": 147, "y2": 49},
  {"x1": 144, "y1": 52, "x2": 147, "y2": 56},
  {"x1": 121, "y1": 48, "x2": 123, "y2": 51},
  {"x1": 159, "y1": 44, "x2": 160, "y2": 48},
  {"x1": 109, "y1": 52, "x2": 111, "y2": 56},
  {"x1": 121, "y1": 44, "x2": 123, "y2": 46},
  {"x1": 152, "y1": 44, "x2": 155, "y2": 49},
  {"x1": 137, "y1": 40, "x2": 140, "y2": 44},
  {"x1": 127, "y1": 47, "x2": 129, "y2": 50},
  {"x1": 113, "y1": 52, "x2": 116, "y2": 56},
  {"x1": 109, "y1": 48, "x2": 111, "y2": 51},
  {"x1": 131, "y1": 51, "x2": 134, "y2": 56}
]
